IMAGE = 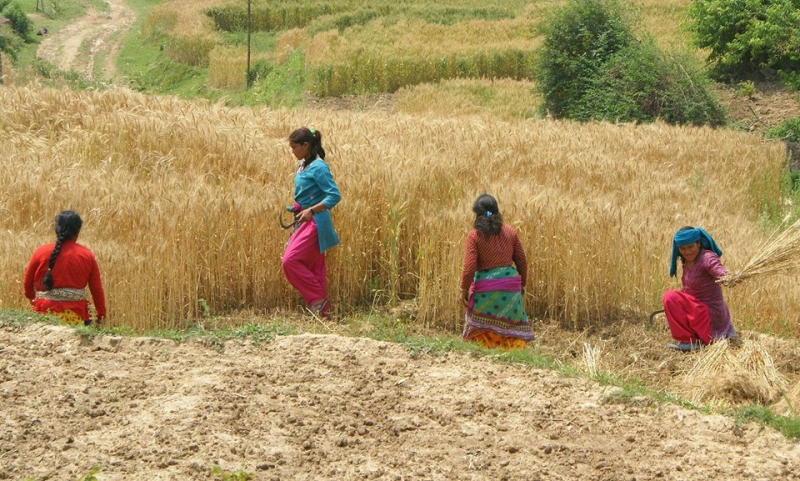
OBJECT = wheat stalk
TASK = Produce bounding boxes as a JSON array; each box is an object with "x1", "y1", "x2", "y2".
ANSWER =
[{"x1": 719, "y1": 217, "x2": 800, "y2": 286}]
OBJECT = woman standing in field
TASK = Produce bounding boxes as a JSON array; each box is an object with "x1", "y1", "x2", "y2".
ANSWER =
[
  {"x1": 459, "y1": 194, "x2": 534, "y2": 349},
  {"x1": 23, "y1": 210, "x2": 106, "y2": 326},
  {"x1": 282, "y1": 127, "x2": 341, "y2": 317},
  {"x1": 663, "y1": 226, "x2": 736, "y2": 352}
]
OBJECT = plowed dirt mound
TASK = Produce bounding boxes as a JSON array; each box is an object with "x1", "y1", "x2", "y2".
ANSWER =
[{"x1": 1, "y1": 323, "x2": 798, "y2": 480}]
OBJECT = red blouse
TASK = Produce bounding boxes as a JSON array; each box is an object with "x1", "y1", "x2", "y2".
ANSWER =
[
  {"x1": 459, "y1": 224, "x2": 528, "y2": 291},
  {"x1": 23, "y1": 240, "x2": 106, "y2": 318}
]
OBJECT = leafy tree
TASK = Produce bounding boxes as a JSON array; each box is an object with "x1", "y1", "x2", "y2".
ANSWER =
[{"x1": 688, "y1": 0, "x2": 800, "y2": 86}]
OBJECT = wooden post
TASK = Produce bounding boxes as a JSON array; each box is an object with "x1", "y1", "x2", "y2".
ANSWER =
[{"x1": 246, "y1": 0, "x2": 251, "y2": 88}]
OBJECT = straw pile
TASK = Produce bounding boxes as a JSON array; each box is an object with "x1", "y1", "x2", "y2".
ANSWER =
[
  {"x1": 719, "y1": 217, "x2": 800, "y2": 286},
  {"x1": 675, "y1": 339, "x2": 787, "y2": 407},
  {"x1": 772, "y1": 380, "x2": 800, "y2": 416}
]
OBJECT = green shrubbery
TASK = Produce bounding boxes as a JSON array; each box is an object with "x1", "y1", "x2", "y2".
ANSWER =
[
  {"x1": 534, "y1": 0, "x2": 724, "y2": 126},
  {"x1": 1, "y1": 0, "x2": 31, "y2": 72},
  {"x1": 687, "y1": 0, "x2": 800, "y2": 88},
  {"x1": 581, "y1": 41, "x2": 725, "y2": 126},
  {"x1": 767, "y1": 117, "x2": 800, "y2": 143},
  {"x1": 1, "y1": 1, "x2": 32, "y2": 40},
  {"x1": 534, "y1": 0, "x2": 633, "y2": 120}
]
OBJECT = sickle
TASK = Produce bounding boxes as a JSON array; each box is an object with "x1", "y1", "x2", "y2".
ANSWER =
[
  {"x1": 648, "y1": 309, "x2": 665, "y2": 326},
  {"x1": 279, "y1": 210, "x2": 298, "y2": 230}
]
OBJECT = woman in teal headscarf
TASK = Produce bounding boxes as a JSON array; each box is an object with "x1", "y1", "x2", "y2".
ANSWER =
[{"x1": 663, "y1": 226, "x2": 736, "y2": 351}]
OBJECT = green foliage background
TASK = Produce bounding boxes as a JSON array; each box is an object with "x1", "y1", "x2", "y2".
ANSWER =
[
  {"x1": 534, "y1": 0, "x2": 723, "y2": 126},
  {"x1": 688, "y1": 0, "x2": 800, "y2": 88}
]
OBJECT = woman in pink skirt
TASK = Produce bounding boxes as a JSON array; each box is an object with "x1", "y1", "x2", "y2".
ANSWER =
[
  {"x1": 282, "y1": 127, "x2": 341, "y2": 317},
  {"x1": 663, "y1": 226, "x2": 736, "y2": 351}
]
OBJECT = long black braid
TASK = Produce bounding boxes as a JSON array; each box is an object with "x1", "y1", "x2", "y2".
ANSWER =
[
  {"x1": 43, "y1": 210, "x2": 83, "y2": 290},
  {"x1": 289, "y1": 127, "x2": 326, "y2": 166},
  {"x1": 472, "y1": 193, "x2": 503, "y2": 238}
]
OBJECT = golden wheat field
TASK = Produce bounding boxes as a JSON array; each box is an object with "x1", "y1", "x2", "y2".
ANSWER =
[
  {"x1": 1, "y1": 85, "x2": 797, "y2": 335},
  {"x1": 149, "y1": 0, "x2": 694, "y2": 93}
]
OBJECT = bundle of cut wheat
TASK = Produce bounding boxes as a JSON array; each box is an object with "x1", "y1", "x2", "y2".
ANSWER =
[
  {"x1": 719, "y1": 217, "x2": 800, "y2": 286},
  {"x1": 676, "y1": 339, "x2": 787, "y2": 407}
]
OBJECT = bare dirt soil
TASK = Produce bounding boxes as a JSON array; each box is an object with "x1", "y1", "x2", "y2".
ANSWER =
[{"x1": 1, "y1": 319, "x2": 799, "y2": 481}]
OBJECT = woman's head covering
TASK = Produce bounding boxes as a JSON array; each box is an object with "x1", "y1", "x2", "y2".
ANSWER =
[{"x1": 669, "y1": 227, "x2": 723, "y2": 277}]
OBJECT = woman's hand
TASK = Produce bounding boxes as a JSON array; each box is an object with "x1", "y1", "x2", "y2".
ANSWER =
[
  {"x1": 298, "y1": 208, "x2": 314, "y2": 223},
  {"x1": 460, "y1": 287, "x2": 471, "y2": 307}
]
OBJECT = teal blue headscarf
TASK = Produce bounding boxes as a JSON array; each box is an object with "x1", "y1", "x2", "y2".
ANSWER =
[{"x1": 669, "y1": 227, "x2": 723, "y2": 277}]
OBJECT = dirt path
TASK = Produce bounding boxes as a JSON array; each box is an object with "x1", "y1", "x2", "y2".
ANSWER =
[
  {"x1": 1, "y1": 323, "x2": 798, "y2": 480},
  {"x1": 36, "y1": 0, "x2": 135, "y2": 82}
]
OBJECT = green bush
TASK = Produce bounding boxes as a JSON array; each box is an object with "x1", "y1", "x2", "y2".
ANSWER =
[
  {"x1": 534, "y1": 0, "x2": 634, "y2": 119},
  {"x1": 581, "y1": 41, "x2": 725, "y2": 126},
  {"x1": 688, "y1": 0, "x2": 800, "y2": 84},
  {"x1": 2, "y1": 2, "x2": 32, "y2": 40},
  {"x1": 535, "y1": 0, "x2": 724, "y2": 126}
]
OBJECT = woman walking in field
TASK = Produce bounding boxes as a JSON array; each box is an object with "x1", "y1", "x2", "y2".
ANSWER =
[
  {"x1": 459, "y1": 194, "x2": 534, "y2": 349},
  {"x1": 663, "y1": 226, "x2": 736, "y2": 352},
  {"x1": 23, "y1": 210, "x2": 106, "y2": 326},
  {"x1": 282, "y1": 127, "x2": 341, "y2": 317}
]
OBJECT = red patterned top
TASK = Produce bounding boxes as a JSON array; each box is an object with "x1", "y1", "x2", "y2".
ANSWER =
[
  {"x1": 460, "y1": 224, "x2": 528, "y2": 291},
  {"x1": 23, "y1": 240, "x2": 106, "y2": 318}
]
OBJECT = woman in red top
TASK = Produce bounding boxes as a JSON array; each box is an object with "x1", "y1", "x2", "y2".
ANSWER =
[
  {"x1": 23, "y1": 210, "x2": 106, "y2": 326},
  {"x1": 459, "y1": 194, "x2": 534, "y2": 349}
]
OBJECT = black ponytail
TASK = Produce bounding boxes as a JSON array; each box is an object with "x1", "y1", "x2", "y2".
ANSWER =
[
  {"x1": 43, "y1": 210, "x2": 83, "y2": 290},
  {"x1": 472, "y1": 194, "x2": 503, "y2": 238},
  {"x1": 289, "y1": 127, "x2": 326, "y2": 164}
]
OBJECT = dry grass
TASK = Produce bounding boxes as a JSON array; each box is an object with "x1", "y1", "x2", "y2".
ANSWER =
[
  {"x1": 773, "y1": 380, "x2": 800, "y2": 416},
  {"x1": 582, "y1": 342, "x2": 602, "y2": 377},
  {"x1": 0, "y1": 85, "x2": 796, "y2": 335}
]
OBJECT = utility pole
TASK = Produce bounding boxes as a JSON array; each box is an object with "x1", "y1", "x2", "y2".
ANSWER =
[{"x1": 246, "y1": 0, "x2": 251, "y2": 88}]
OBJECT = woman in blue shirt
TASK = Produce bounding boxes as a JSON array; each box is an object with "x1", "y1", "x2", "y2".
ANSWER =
[{"x1": 282, "y1": 127, "x2": 341, "y2": 317}]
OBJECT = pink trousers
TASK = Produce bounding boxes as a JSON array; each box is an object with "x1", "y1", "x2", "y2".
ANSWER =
[
  {"x1": 282, "y1": 220, "x2": 328, "y2": 315},
  {"x1": 662, "y1": 290, "x2": 711, "y2": 344}
]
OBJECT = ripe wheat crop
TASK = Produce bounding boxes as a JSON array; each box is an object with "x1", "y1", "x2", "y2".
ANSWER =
[
  {"x1": 143, "y1": 0, "x2": 694, "y2": 98},
  {"x1": 1, "y1": 86, "x2": 796, "y2": 336}
]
